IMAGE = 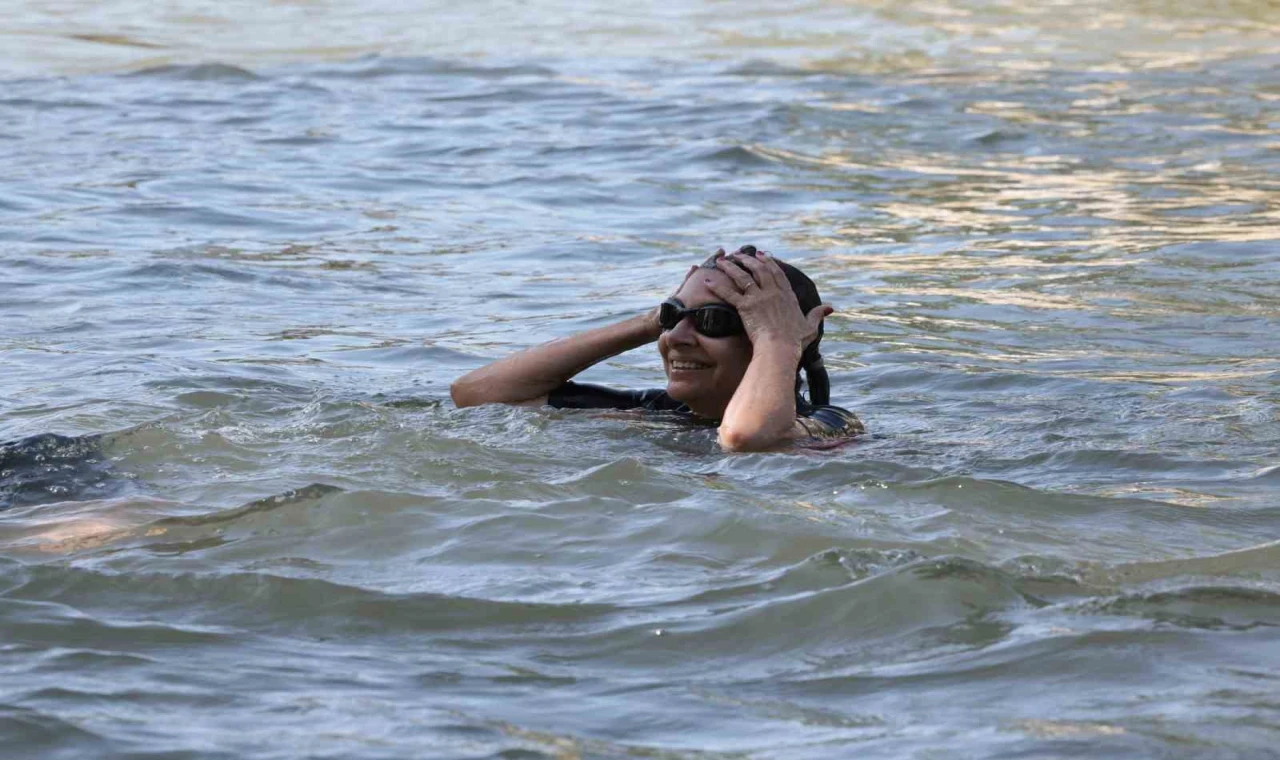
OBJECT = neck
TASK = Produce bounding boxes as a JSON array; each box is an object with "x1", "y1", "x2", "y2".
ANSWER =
[
  {"x1": 673, "y1": 391, "x2": 729, "y2": 421},
  {"x1": 685, "y1": 400, "x2": 726, "y2": 421}
]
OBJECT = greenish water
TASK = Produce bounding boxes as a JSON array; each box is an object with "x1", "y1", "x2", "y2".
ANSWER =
[{"x1": 2, "y1": 1, "x2": 1278, "y2": 757}]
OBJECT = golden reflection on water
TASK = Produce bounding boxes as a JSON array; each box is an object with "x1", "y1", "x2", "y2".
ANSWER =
[
  {"x1": 770, "y1": 140, "x2": 1277, "y2": 251},
  {"x1": 3, "y1": 0, "x2": 1279, "y2": 77},
  {"x1": 1014, "y1": 719, "x2": 1126, "y2": 739},
  {"x1": 863, "y1": 285, "x2": 1087, "y2": 311},
  {"x1": 826, "y1": 252, "x2": 1142, "y2": 272}
]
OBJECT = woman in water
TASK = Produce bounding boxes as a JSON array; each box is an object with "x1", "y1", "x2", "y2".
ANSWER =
[{"x1": 451, "y1": 246, "x2": 863, "y2": 451}]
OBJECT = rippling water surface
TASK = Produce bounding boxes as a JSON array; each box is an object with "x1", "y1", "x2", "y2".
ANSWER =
[{"x1": 2, "y1": 1, "x2": 1279, "y2": 757}]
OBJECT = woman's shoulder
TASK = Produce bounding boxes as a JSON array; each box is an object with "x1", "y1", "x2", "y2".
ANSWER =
[{"x1": 796, "y1": 402, "x2": 865, "y2": 442}]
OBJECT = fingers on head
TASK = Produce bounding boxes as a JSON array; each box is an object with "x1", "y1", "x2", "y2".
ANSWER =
[
  {"x1": 732, "y1": 252, "x2": 778, "y2": 289},
  {"x1": 763, "y1": 254, "x2": 790, "y2": 290},
  {"x1": 738, "y1": 250, "x2": 789, "y2": 292},
  {"x1": 702, "y1": 274, "x2": 742, "y2": 305},
  {"x1": 715, "y1": 256, "x2": 754, "y2": 289},
  {"x1": 729, "y1": 253, "x2": 764, "y2": 280}
]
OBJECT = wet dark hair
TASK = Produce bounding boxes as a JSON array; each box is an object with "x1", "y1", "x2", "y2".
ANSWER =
[{"x1": 698, "y1": 245, "x2": 831, "y2": 408}]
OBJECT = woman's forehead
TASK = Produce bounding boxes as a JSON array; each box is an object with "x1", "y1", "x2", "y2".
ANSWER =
[{"x1": 674, "y1": 268, "x2": 733, "y2": 306}]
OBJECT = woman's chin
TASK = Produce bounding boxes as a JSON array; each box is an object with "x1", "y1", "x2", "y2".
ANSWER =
[
  {"x1": 666, "y1": 379, "x2": 715, "y2": 411},
  {"x1": 665, "y1": 375, "x2": 700, "y2": 397}
]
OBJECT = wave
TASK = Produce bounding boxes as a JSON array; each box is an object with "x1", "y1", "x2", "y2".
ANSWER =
[
  {"x1": 308, "y1": 55, "x2": 557, "y2": 81},
  {"x1": 1077, "y1": 585, "x2": 1280, "y2": 631},
  {"x1": 4, "y1": 560, "x2": 619, "y2": 640},
  {"x1": 0, "y1": 704, "x2": 109, "y2": 755},
  {"x1": 149, "y1": 483, "x2": 344, "y2": 530},
  {"x1": 125, "y1": 63, "x2": 260, "y2": 82}
]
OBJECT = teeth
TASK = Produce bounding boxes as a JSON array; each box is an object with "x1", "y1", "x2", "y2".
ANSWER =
[{"x1": 671, "y1": 361, "x2": 710, "y2": 370}]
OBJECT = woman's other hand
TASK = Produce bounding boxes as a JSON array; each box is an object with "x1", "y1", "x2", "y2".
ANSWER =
[{"x1": 706, "y1": 249, "x2": 831, "y2": 352}]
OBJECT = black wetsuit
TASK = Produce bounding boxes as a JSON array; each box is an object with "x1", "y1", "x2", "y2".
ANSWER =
[{"x1": 547, "y1": 381, "x2": 863, "y2": 442}]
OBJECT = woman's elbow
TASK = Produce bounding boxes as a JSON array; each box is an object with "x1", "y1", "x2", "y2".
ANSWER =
[
  {"x1": 717, "y1": 425, "x2": 785, "y2": 453},
  {"x1": 450, "y1": 379, "x2": 482, "y2": 408},
  {"x1": 450, "y1": 378, "x2": 546, "y2": 408}
]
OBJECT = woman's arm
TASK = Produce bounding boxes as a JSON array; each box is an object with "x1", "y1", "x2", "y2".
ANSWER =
[
  {"x1": 450, "y1": 312, "x2": 661, "y2": 408},
  {"x1": 717, "y1": 337, "x2": 805, "y2": 451},
  {"x1": 452, "y1": 266, "x2": 697, "y2": 408},
  {"x1": 703, "y1": 252, "x2": 831, "y2": 452}
]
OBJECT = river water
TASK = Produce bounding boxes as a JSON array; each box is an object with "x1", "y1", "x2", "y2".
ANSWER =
[{"x1": 2, "y1": 1, "x2": 1279, "y2": 757}]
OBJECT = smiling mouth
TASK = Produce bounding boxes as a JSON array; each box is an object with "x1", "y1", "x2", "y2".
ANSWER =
[{"x1": 669, "y1": 361, "x2": 712, "y2": 371}]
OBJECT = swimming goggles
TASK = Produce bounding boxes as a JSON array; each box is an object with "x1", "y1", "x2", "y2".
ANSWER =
[{"x1": 658, "y1": 298, "x2": 744, "y2": 338}]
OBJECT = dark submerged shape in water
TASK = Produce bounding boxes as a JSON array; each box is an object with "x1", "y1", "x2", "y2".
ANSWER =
[{"x1": 0, "y1": 433, "x2": 122, "y2": 510}]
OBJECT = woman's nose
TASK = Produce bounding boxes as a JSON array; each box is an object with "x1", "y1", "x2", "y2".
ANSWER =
[{"x1": 667, "y1": 316, "x2": 698, "y2": 344}]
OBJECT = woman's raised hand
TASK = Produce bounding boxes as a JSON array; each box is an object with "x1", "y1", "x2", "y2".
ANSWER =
[{"x1": 706, "y1": 249, "x2": 831, "y2": 352}]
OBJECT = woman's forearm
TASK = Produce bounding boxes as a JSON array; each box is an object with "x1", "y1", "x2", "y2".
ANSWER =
[
  {"x1": 717, "y1": 339, "x2": 802, "y2": 452},
  {"x1": 451, "y1": 313, "x2": 659, "y2": 408}
]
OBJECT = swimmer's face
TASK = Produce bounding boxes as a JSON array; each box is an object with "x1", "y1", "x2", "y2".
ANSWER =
[{"x1": 658, "y1": 269, "x2": 752, "y2": 418}]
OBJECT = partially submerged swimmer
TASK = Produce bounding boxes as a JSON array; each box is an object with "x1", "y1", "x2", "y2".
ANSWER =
[{"x1": 451, "y1": 246, "x2": 863, "y2": 451}]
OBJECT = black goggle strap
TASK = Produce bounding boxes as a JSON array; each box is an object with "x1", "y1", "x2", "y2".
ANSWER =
[
  {"x1": 803, "y1": 353, "x2": 830, "y2": 407},
  {"x1": 797, "y1": 321, "x2": 829, "y2": 407}
]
